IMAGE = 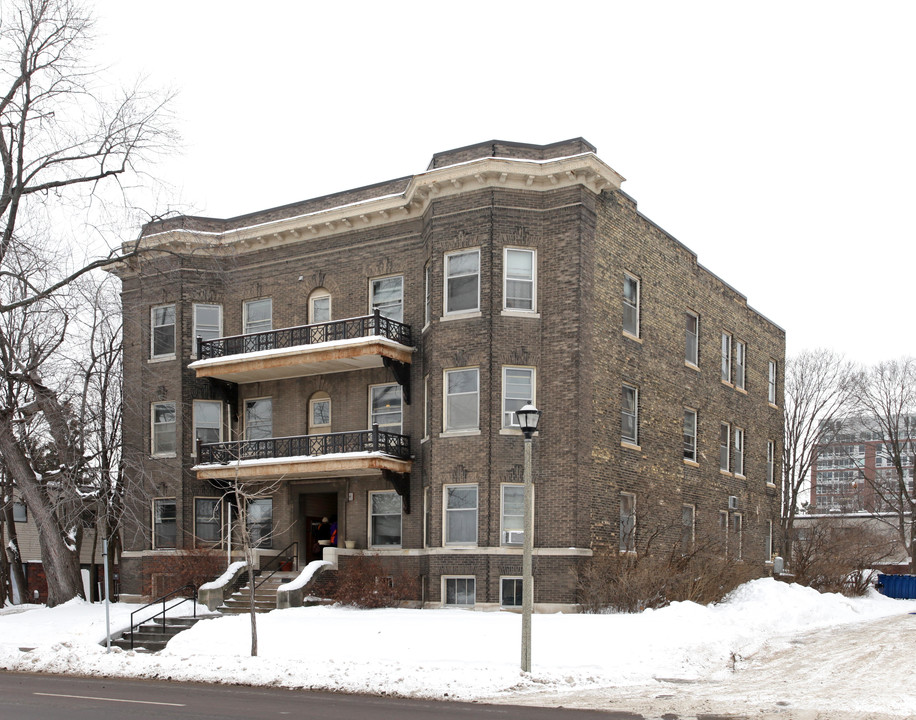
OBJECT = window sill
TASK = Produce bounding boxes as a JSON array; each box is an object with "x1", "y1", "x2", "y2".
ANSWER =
[
  {"x1": 768, "y1": 402, "x2": 779, "y2": 410},
  {"x1": 440, "y1": 311, "x2": 482, "y2": 323},
  {"x1": 683, "y1": 459, "x2": 700, "y2": 468},
  {"x1": 498, "y1": 428, "x2": 540, "y2": 437},
  {"x1": 684, "y1": 361, "x2": 699, "y2": 371},
  {"x1": 422, "y1": 322, "x2": 431, "y2": 333},
  {"x1": 719, "y1": 469, "x2": 733, "y2": 477},
  {"x1": 500, "y1": 309, "x2": 540, "y2": 319},
  {"x1": 720, "y1": 379, "x2": 733, "y2": 388},
  {"x1": 439, "y1": 429, "x2": 481, "y2": 438},
  {"x1": 622, "y1": 331, "x2": 642, "y2": 343},
  {"x1": 620, "y1": 441, "x2": 641, "y2": 451},
  {"x1": 151, "y1": 453, "x2": 177, "y2": 459},
  {"x1": 766, "y1": 482, "x2": 777, "y2": 490},
  {"x1": 734, "y1": 473, "x2": 746, "y2": 480},
  {"x1": 148, "y1": 355, "x2": 176, "y2": 364},
  {"x1": 443, "y1": 543, "x2": 479, "y2": 549},
  {"x1": 420, "y1": 436, "x2": 429, "y2": 444},
  {"x1": 735, "y1": 387, "x2": 747, "y2": 395}
]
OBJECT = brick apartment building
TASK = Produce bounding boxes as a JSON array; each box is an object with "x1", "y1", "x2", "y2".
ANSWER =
[
  {"x1": 112, "y1": 138, "x2": 785, "y2": 609},
  {"x1": 811, "y1": 417, "x2": 916, "y2": 513}
]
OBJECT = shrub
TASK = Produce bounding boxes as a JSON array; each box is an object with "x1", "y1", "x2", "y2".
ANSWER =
[
  {"x1": 329, "y1": 554, "x2": 416, "y2": 608},
  {"x1": 791, "y1": 520, "x2": 898, "y2": 596},
  {"x1": 143, "y1": 549, "x2": 225, "y2": 599},
  {"x1": 577, "y1": 529, "x2": 759, "y2": 613}
]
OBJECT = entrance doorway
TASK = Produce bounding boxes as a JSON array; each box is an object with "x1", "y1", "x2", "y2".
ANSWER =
[{"x1": 299, "y1": 491, "x2": 338, "y2": 564}]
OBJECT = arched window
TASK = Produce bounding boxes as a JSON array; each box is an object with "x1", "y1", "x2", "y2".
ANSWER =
[
  {"x1": 308, "y1": 288, "x2": 331, "y2": 324},
  {"x1": 309, "y1": 391, "x2": 331, "y2": 433}
]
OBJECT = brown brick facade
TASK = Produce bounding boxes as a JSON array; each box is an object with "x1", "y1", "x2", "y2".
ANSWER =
[{"x1": 114, "y1": 139, "x2": 784, "y2": 608}]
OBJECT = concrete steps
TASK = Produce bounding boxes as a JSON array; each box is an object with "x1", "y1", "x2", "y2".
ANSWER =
[
  {"x1": 110, "y1": 616, "x2": 204, "y2": 653},
  {"x1": 218, "y1": 571, "x2": 299, "y2": 615}
]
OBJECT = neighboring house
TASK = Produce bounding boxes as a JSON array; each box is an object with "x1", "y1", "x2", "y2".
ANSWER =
[
  {"x1": 811, "y1": 417, "x2": 916, "y2": 513},
  {"x1": 111, "y1": 138, "x2": 784, "y2": 609},
  {"x1": 4, "y1": 493, "x2": 109, "y2": 603}
]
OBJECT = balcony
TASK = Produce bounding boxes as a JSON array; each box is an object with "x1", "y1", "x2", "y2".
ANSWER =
[
  {"x1": 189, "y1": 311, "x2": 413, "y2": 385},
  {"x1": 194, "y1": 426, "x2": 412, "y2": 482}
]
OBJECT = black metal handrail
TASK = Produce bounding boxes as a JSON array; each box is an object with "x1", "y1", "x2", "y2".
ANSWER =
[
  {"x1": 254, "y1": 541, "x2": 300, "y2": 592},
  {"x1": 126, "y1": 583, "x2": 197, "y2": 650},
  {"x1": 197, "y1": 308, "x2": 412, "y2": 360},
  {"x1": 197, "y1": 424, "x2": 411, "y2": 464}
]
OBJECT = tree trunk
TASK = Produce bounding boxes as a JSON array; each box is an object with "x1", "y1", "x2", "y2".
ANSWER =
[
  {"x1": 1, "y1": 502, "x2": 27, "y2": 603},
  {"x1": 0, "y1": 415, "x2": 83, "y2": 606}
]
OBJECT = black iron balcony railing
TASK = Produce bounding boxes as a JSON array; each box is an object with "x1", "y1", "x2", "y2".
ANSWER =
[
  {"x1": 197, "y1": 425, "x2": 411, "y2": 465},
  {"x1": 197, "y1": 309, "x2": 412, "y2": 360}
]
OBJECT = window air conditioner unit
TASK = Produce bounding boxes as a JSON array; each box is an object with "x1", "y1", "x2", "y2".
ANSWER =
[
  {"x1": 504, "y1": 530, "x2": 525, "y2": 545},
  {"x1": 728, "y1": 496, "x2": 739, "y2": 511}
]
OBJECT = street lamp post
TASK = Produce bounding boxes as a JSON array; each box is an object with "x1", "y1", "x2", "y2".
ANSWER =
[{"x1": 515, "y1": 403, "x2": 541, "y2": 673}]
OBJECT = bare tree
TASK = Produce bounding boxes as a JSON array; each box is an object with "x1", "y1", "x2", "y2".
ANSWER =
[
  {"x1": 781, "y1": 349, "x2": 855, "y2": 565},
  {"x1": 853, "y1": 358, "x2": 916, "y2": 572},
  {"x1": 0, "y1": 0, "x2": 174, "y2": 606},
  {"x1": 228, "y1": 475, "x2": 281, "y2": 657}
]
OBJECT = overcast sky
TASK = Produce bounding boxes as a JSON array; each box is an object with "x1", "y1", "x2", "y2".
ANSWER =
[{"x1": 90, "y1": 1, "x2": 915, "y2": 366}]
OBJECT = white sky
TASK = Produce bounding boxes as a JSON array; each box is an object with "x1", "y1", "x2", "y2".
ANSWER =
[{"x1": 89, "y1": 1, "x2": 916, "y2": 365}]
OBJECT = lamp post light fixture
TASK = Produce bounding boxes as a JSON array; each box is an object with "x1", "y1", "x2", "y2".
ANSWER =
[{"x1": 515, "y1": 402, "x2": 541, "y2": 673}]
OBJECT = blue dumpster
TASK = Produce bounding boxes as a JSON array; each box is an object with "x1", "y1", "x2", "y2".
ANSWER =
[{"x1": 876, "y1": 574, "x2": 916, "y2": 599}]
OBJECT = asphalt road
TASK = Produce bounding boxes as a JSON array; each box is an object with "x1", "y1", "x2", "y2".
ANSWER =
[{"x1": 0, "y1": 671, "x2": 645, "y2": 720}]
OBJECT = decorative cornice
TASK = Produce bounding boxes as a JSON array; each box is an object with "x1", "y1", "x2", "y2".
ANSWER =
[{"x1": 129, "y1": 153, "x2": 625, "y2": 259}]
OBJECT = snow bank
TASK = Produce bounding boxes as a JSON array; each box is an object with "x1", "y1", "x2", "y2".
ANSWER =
[
  {"x1": 277, "y1": 560, "x2": 329, "y2": 592},
  {"x1": 0, "y1": 579, "x2": 914, "y2": 714},
  {"x1": 199, "y1": 561, "x2": 247, "y2": 591}
]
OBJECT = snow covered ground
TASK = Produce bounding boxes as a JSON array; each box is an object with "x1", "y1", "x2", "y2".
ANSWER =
[{"x1": 1, "y1": 579, "x2": 914, "y2": 720}]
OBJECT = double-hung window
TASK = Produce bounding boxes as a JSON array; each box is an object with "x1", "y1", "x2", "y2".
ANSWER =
[
  {"x1": 768, "y1": 360, "x2": 778, "y2": 404},
  {"x1": 502, "y1": 366, "x2": 534, "y2": 428},
  {"x1": 444, "y1": 368, "x2": 479, "y2": 432},
  {"x1": 445, "y1": 249, "x2": 480, "y2": 315},
  {"x1": 247, "y1": 499, "x2": 272, "y2": 549},
  {"x1": 370, "y1": 275, "x2": 404, "y2": 323},
  {"x1": 193, "y1": 400, "x2": 222, "y2": 448},
  {"x1": 309, "y1": 290, "x2": 331, "y2": 324},
  {"x1": 683, "y1": 409, "x2": 698, "y2": 462},
  {"x1": 370, "y1": 384, "x2": 402, "y2": 434},
  {"x1": 244, "y1": 398, "x2": 273, "y2": 440},
  {"x1": 735, "y1": 341, "x2": 746, "y2": 390},
  {"x1": 721, "y1": 333, "x2": 732, "y2": 382},
  {"x1": 621, "y1": 384, "x2": 638, "y2": 445},
  {"x1": 13, "y1": 501, "x2": 27, "y2": 522},
  {"x1": 734, "y1": 428, "x2": 745, "y2": 476},
  {"x1": 685, "y1": 312, "x2": 699, "y2": 366},
  {"x1": 193, "y1": 303, "x2": 222, "y2": 351},
  {"x1": 369, "y1": 491, "x2": 402, "y2": 547},
  {"x1": 243, "y1": 299, "x2": 272, "y2": 334},
  {"x1": 151, "y1": 402, "x2": 177, "y2": 456},
  {"x1": 424, "y1": 262, "x2": 432, "y2": 327},
  {"x1": 445, "y1": 485, "x2": 477, "y2": 545},
  {"x1": 720, "y1": 422, "x2": 731, "y2": 472},
  {"x1": 310, "y1": 396, "x2": 331, "y2": 430},
  {"x1": 623, "y1": 273, "x2": 640, "y2": 337},
  {"x1": 195, "y1": 498, "x2": 222, "y2": 545},
  {"x1": 681, "y1": 505, "x2": 695, "y2": 552},
  {"x1": 732, "y1": 514, "x2": 743, "y2": 559},
  {"x1": 619, "y1": 493, "x2": 636, "y2": 552},
  {"x1": 151, "y1": 304, "x2": 176, "y2": 359},
  {"x1": 153, "y1": 498, "x2": 177, "y2": 549},
  {"x1": 504, "y1": 248, "x2": 535, "y2": 311},
  {"x1": 501, "y1": 484, "x2": 524, "y2": 545},
  {"x1": 767, "y1": 440, "x2": 776, "y2": 485}
]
